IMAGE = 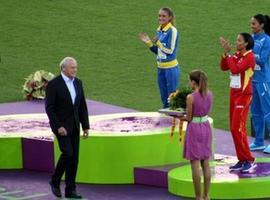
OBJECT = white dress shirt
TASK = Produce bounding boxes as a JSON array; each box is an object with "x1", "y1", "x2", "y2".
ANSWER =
[{"x1": 61, "y1": 72, "x2": 76, "y2": 104}]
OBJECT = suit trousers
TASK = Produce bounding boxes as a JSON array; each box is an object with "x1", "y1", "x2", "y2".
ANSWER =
[{"x1": 52, "y1": 124, "x2": 80, "y2": 192}]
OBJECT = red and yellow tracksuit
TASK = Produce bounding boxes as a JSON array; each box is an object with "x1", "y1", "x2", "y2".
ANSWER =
[{"x1": 220, "y1": 50, "x2": 255, "y2": 162}]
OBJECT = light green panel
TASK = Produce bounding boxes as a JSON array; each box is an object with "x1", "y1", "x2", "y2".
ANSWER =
[
  {"x1": 54, "y1": 131, "x2": 183, "y2": 184},
  {"x1": 0, "y1": 137, "x2": 22, "y2": 169},
  {"x1": 54, "y1": 112, "x2": 213, "y2": 184},
  {"x1": 168, "y1": 158, "x2": 270, "y2": 199}
]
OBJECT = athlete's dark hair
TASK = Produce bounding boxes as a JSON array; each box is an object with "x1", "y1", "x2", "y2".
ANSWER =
[
  {"x1": 253, "y1": 14, "x2": 270, "y2": 35},
  {"x1": 239, "y1": 33, "x2": 254, "y2": 50}
]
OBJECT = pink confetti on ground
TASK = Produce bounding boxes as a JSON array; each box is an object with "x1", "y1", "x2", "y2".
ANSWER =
[
  {"x1": 0, "y1": 116, "x2": 172, "y2": 140},
  {"x1": 0, "y1": 119, "x2": 50, "y2": 133},
  {"x1": 90, "y1": 116, "x2": 172, "y2": 132}
]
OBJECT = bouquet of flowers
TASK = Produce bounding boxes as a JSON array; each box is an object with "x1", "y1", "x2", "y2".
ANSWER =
[
  {"x1": 22, "y1": 70, "x2": 55, "y2": 100},
  {"x1": 158, "y1": 87, "x2": 192, "y2": 142},
  {"x1": 168, "y1": 87, "x2": 192, "y2": 111},
  {"x1": 159, "y1": 87, "x2": 192, "y2": 116}
]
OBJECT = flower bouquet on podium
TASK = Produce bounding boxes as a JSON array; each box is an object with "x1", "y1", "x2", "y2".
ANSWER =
[{"x1": 22, "y1": 70, "x2": 55, "y2": 101}]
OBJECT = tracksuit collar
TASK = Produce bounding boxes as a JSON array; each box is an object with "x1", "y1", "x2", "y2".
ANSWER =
[{"x1": 157, "y1": 22, "x2": 172, "y2": 32}]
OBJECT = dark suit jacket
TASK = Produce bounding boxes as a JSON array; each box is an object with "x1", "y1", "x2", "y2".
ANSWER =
[{"x1": 45, "y1": 75, "x2": 89, "y2": 135}]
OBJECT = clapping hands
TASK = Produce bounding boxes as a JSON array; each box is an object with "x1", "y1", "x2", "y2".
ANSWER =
[
  {"x1": 138, "y1": 32, "x2": 151, "y2": 43},
  {"x1": 219, "y1": 36, "x2": 231, "y2": 55}
]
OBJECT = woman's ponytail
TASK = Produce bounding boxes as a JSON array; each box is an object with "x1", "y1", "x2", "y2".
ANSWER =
[
  {"x1": 199, "y1": 72, "x2": 208, "y2": 97},
  {"x1": 189, "y1": 70, "x2": 208, "y2": 97},
  {"x1": 264, "y1": 15, "x2": 270, "y2": 36}
]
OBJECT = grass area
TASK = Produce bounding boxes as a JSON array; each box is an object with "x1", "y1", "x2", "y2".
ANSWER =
[{"x1": 0, "y1": 0, "x2": 269, "y2": 130}]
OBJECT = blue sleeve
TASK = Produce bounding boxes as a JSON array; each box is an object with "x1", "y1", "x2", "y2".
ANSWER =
[
  {"x1": 256, "y1": 38, "x2": 270, "y2": 67},
  {"x1": 148, "y1": 32, "x2": 158, "y2": 54},
  {"x1": 156, "y1": 28, "x2": 178, "y2": 55},
  {"x1": 149, "y1": 45, "x2": 158, "y2": 54}
]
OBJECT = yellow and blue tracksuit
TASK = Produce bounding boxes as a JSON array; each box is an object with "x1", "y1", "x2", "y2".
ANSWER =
[
  {"x1": 146, "y1": 22, "x2": 180, "y2": 108},
  {"x1": 250, "y1": 32, "x2": 270, "y2": 150}
]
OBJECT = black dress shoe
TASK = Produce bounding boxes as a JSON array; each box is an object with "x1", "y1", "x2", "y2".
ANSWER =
[
  {"x1": 49, "y1": 181, "x2": 62, "y2": 198},
  {"x1": 65, "y1": 191, "x2": 82, "y2": 199}
]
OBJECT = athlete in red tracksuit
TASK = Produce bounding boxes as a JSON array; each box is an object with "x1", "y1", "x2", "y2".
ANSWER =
[{"x1": 220, "y1": 33, "x2": 256, "y2": 173}]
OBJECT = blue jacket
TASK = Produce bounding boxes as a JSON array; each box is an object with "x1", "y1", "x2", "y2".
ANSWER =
[
  {"x1": 146, "y1": 23, "x2": 179, "y2": 68},
  {"x1": 252, "y1": 32, "x2": 270, "y2": 82}
]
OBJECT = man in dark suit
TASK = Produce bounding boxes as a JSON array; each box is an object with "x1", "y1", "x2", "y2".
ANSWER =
[{"x1": 45, "y1": 57, "x2": 89, "y2": 199}]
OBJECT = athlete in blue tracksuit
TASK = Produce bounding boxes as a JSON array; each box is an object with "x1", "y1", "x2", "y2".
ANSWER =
[
  {"x1": 139, "y1": 7, "x2": 180, "y2": 108},
  {"x1": 249, "y1": 14, "x2": 270, "y2": 153}
]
